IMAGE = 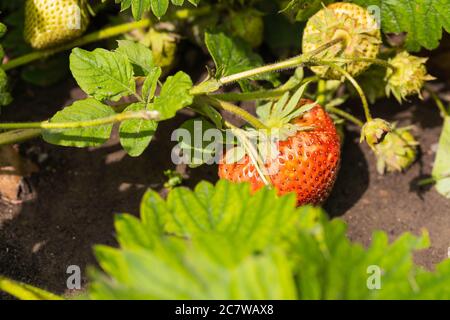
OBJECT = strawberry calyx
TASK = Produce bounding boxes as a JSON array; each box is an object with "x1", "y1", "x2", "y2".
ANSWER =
[
  {"x1": 256, "y1": 82, "x2": 316, "y2": 140},
  {"x1": 222, "y1": 83, "x2": 317, "y2": 184}
]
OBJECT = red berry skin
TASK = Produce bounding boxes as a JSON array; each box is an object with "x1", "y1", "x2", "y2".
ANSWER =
[{"x1": 218, "y1": 101, "x2": 341, "y2": 206}]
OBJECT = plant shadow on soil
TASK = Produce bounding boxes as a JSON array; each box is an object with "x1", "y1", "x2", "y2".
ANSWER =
[{"x1": 1, "y1": 52, "x2": 450, "y2": 299}]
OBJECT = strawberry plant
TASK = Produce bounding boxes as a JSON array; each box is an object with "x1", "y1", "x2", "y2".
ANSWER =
[
  {"x1": 1, "y1": 181, "x2": 450, "y2": 299},
  {"x1": 0, "y1": 0, "x2": 449, "y2": 300}
]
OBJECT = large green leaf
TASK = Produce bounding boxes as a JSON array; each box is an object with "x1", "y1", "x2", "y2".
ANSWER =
[
  {"x1": 88, "y1": 181, "x2": 450, "y2": 300},
  {"x1": 91, "y1": 241, "x2": 297, "y2": 300},
  {"x1": 114, "y1": 0, "x2": 200, "y2": 19},
  {"x1": 42, "y1": 98, "x2": 116, "y2": 147},
  {"x1": 116, "y1": 40, "x2": 154, "y2": 76},
  {"x1": 175, "y1": 118, "x2": 221, "y2": 167},
  {"x1": 70, "y1": 48, "x2": 136, "y2": 102},
  {"x1": 119, "y1": 103, "x2": 158, "y2": 157},
  {"x1": 432, "y1": 116, "x2": 450, "y2": 198},
  {"x1": 0, "y1": 276, "x2": 63, "y2": 300},
  {"x1": 205, "y1": 31, "x2": 278, "y2": 85},
  {"x1": 352, "y1": 0, "x2": 450, "y2": 51},
  {"x1": 153, "y1": 71, "x2": 193, "y2": 120}
]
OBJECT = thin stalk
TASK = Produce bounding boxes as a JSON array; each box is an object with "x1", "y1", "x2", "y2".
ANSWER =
[
  {"x1": 2, "y1": 19, "x2": 151, "y2": 71},
  {"x1": 218, "y1": 38, "x2": 345, "y2": 85},
  {"x1": 327, "y1": 106, "x2": 364, "y2": 127},
  {"x1": 314, "y1": 59, "x2": 372, "y2": 121},
  {"x1": 0, "y1": 129, "x2": 42, "y2": 145},
  {"x1": 0, "y1": 110, "x2": 159, "y2": 130},
  {"x1": 428, "y1": 89, "x2": 449, "y2": 118},
  {"x1": 212, "y1": 76, "x2": 319, "y2": 102},
  {"x1": 316, "y1": 79, "x2": 326, "y2": 105},
  {"x1": 330, "y1": 57, "x2": 396, "y2": 72},
  {"x1": 198, "y1": 96, "x2": 268, "y2": 130},
  {"x1": 219, "y1": 55, "x2": 305, "y2": 85}
]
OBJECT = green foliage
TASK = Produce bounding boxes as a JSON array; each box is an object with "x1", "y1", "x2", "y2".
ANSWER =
[
  {"x1": 0, "y1": 276, "x2": 63, "y2": 300},
  {"x1": 70, "y1": 48, "x2": 136, "y2": 102},
  {"x1": 205, "y1": 31, "x2": 278, "y2": 86},
  {"x1": 176, "y1": 118, "x2": 219, "y2": 167},
  {"x1": 42, "y1": 98, "x2": 116, "y2": 147},
  {"x1": 153, "y1": 71, "x2": 193, "y2": 120},
  {"x1": 116, "y1": 40, "x2": 154, "y2": 76},
  {"x1": 85, "y1": 181, "x2": 450, "y2": 300},
  {"x1": 113, "y1": 0, "x2": 201, "y2": 19},
  {"x1": 119, "y1": 103, "x2": 158, "y2": 157},
  {"x1": 50, "y1": 44, "x2": 193, "y2": 155},
  {"x1": 351, "y1": 0, "x2": 450, "y2": 51},
  {"x1": 432, "y1": 116, "x2": 450, "y2": 198}
]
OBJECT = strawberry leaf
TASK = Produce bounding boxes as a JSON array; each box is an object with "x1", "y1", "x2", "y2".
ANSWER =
[
  {"x1": 119, "y1": 103, "x2": 158, "y2": 157},
  {"x1": 352, "y1": 0, "x2": 450, "y2": 51},
  {"x1": 114, "y1": 0, "x2": 200, "y2": 19},
  {"x1": 153, "y1": 71, "x2": 193, "y2": 120},
  {"x1": 70, "y1": 48, "x2": 136, "y2": 102},
  {"x1": 42, "y1": 98, "x2": 116, "y2": 147},
  {"x1": 175, "y1": 118, "x2": 221, "y2": 167},
  {"x1": 116, "y1": 40, "x2": 154, "y2": 76},
  {"x1": 432, "y1": 116, "x2": 450, "y2": 198},
  {"x1": 205, "y1": 31, "x2": 278, "y2": 85}
]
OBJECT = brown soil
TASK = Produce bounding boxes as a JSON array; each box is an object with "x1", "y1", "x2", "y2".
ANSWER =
[{"x1": 0, "y1": 70, "x2": 449, "y2": 300}]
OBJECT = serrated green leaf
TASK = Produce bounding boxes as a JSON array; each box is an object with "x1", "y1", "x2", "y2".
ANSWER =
[
  {"x1": 432, "y1": 116, "x2": 450, "y2": 198},
  {"x1": 119, "y1": 103, "x2": 158, "y2": 157},
  {"x1": 153, "y1": 71, "x2": 193, "y2": 120},
  {"x1": 176, "y1": 118, "x2": 221, "y2": 167},
  {"x1": 42, "y1": 98, "x2": 115, "y2": 147},
  {"x1": 0, "y1": 276, "x2": 63, "y2": 300},
  {"x1": 114, "y1": 214, "x2": 155, "y2": 250},
  {"x1": 205, "y1": 31, "x2": 278, "y2": 84},
  {"x1": 353, "y1": 0, "x2": 450, "y2": 51},
  {"x1": 151, "y1": 0, "x2": 169, "y2": 18},
  {"x1": 91, "y1": 238, "x2": 297, "y2": 299},
  {"x1": 142, "y1": 67, "x2": 162, "y2": 104},
  {"x1": 131, "y1": 0, "x2": 151, "y2": 20},
  {"x1": 70, "y1": 48, "x2": 136, "y2": 102},
  {"x1": 116, "y1": 40, "x2": 154, "y2": 76}
]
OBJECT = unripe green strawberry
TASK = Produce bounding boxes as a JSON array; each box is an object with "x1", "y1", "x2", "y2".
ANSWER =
[
  {"x1": 374, "y1": 126, "x2": 418, "y2": 174},
  {"x1": 360, "y1": 118, "x2": 392, "y2": 150},
  {"x1": 302, "y1": 3, "x2": 381, "y2": 79},
  {"x1": 24, "y1": 0, "x2": 90, "y2": 50},
  {"x1": 225, "y1": 9, "x2": 264, "y2": 48},
  {"x1": 385, "y1": 51, "x2": 435, "y2": 103}
]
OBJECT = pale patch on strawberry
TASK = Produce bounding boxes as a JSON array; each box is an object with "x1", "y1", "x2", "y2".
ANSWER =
[
  {"x1": 24, "y1": 0, "x2": 90, "y2": 50},
  {"x1": 302, "y1": 2, "x2": 381, "y2": 79}
]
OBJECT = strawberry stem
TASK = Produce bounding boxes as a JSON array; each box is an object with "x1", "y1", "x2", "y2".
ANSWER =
[
  {"x1": 0, "y1": 129, "x2": 42, "y2": 145},
  {"x1": 313, "y1": 60, "x2": 372, "y2": 122},
  {"x1": 327, "y1": 106, "x2": 364, "y2": 127},
  {"x1": 217, "y1": 38, "x2": 345, "y2": 85},
  {"x1": 427, "y1": 89, "x2": 449, "y2": 118},
  {"x1": 0, "y1": 110, "x2": 159, "y2": 131},
  {"x1": 212, "y1": 76, "x2": 319, "y2": 102},
  {"x1": 198, "y1": 96, "x2": 268, "y2": 130},
  {"x1": 330, "y1": 57, "x2": 396, "y2": 72},
  {"x1": 2, "y1": 19, "x2": 152, "y2": 71}
]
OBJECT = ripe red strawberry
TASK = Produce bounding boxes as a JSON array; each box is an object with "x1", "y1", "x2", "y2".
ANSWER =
[{"x1": 218, "y1": 89, "x2": 341, "y2": 206}]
